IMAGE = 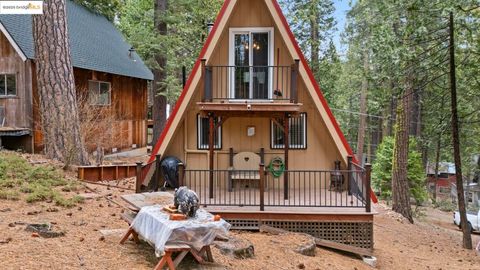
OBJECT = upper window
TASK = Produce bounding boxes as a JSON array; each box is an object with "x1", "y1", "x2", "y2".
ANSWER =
[
  {"x1": 197, "y1": 114, "x2": 222, "y2": 150},
  {"x1": 271, "y1": 113, "x2": 307, "y2": 149},
  {"x1": 89, "y1": 80, "x2": 111, "y2": 105},
  {"x1": 0, "y1": 74, "x2": 16, "y2": 96}
]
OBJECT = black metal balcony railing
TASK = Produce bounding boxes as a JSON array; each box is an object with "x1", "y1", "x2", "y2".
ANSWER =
[
  {"x1": 180, "y1": 165, "x2": 371, "y2": 212},
  {"x1": 135, "y1": 154, "x2": 372, "y2": 212},
  {"x1": 202, "y1": 60, "x2": 299, "y2": 103}
]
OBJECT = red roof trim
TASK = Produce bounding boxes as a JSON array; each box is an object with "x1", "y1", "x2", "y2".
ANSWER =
[
  {"x1": 147, "y1": 0, "x2": 233, "y2": 163},
  {"x1": 270, "y1": 0, "x2": 377, "y2": 203}
]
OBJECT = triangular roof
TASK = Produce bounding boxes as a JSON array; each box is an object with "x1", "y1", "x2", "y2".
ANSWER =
[
  {"x1": 148, "y1": 0, "x2": 354, "y2": 163},
  {"x1": 0, "y1": 1, "x2": 153, "y2": 80},
  {"x1": 147, "y1": 0, "x2": 377, "y2": 202}
]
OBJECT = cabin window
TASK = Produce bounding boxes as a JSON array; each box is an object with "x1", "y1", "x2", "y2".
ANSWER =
[
  {"x1": 271, "y1": 113, "x2": 307, "y2": 149},
  {"x1": 197, "y1": 114, "x2": 221, "y2": 149},
  {"x1": 89, "y1": 80, "x2": 111, "y2": 105},
  {"x1": 439, "y1": 187, "x2": 450, "y2": 194},
  {"x1": 0, "y1": 74, "x2": 16, "y2": 96}
]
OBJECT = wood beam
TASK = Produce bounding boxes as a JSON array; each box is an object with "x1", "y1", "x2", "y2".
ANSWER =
[
  {"x1": 197, "y1": 102, "x2": 302, "y2": 113},
  {"x1": 284, "y1": 114, "x2": 289, "y2": 200},
  {"x1": 208, "y1": 113, "x2": 214, "y2": 199},
  {"x1": 271, "y1": 118, "x2": 286, "y2": 133}
]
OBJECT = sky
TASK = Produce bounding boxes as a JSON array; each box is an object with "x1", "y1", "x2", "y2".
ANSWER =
[{"x1": 333, "y1": 0, "x2": 351, "y2": 55}]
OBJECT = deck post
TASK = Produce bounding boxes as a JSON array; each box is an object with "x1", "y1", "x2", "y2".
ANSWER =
[
  {"x1": 284, "y1": 114, "x2": 289, "y2": 200},
  {"x1": 135, "y1": 161, "x2": 143, "y2": 193},
  {"x1": 365, "y1": 163, "x2": 372, "y2": 213},
  {"x1": 208, "y1": 113, "x2": 214, "y2": 199},
  {"x1": 347, "y1": 156, "x2": 353, "y2": 196},
  {"x1": 259, "y1": 163, "x2": 265, "y2": 211},
  {"x1": 155, "y1": 154, "x2": 162, "y2": 191},
  {"x1": 178, "y1": 163, "x2": 185, "y2": 188},
  {"x1": 290, "y1": 59, "x2": 299, "y2": 103}
]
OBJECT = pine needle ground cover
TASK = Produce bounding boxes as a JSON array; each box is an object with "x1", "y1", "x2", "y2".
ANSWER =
[{"x1": 0, "y1": 152, "x2": 84, "y2": 207}]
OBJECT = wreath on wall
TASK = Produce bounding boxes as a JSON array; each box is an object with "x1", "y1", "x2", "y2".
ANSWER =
[{"x1": 268, "y1": 157, "x2": 285, "y2": 178}]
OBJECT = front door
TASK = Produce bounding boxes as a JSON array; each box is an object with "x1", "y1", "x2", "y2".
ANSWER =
[{"x1": 230, "y1": 28, "x2": 273, "y2": 100}]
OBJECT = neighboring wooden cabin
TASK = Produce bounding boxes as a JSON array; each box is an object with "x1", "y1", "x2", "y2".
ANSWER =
[
  {"x1": 139, "y1": 0, "x2": 376, "y2": 253},
  {"x1": 426, "y1": 162, "x2": 457, "y2": 198},
  {"x1": 0, "y1": 1, "x2": 153, "y2": 153}
]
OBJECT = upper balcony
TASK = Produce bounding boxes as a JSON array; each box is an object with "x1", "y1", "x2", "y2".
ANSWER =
[{"x1": 198, "y1": 60, "x2": 301, "y2": 115}]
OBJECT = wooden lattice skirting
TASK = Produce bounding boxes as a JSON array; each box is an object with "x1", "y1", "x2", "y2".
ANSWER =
[{"x1": 224, "y1": 219, "x2": 373, "y2": 250}]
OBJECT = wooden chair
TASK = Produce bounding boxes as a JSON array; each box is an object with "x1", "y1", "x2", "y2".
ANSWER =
[{"x1": 228, "y1": 150, "x2": 262, "y2": 191}]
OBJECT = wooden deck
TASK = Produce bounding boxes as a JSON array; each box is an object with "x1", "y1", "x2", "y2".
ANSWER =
[
  {"x1": 120, "y1": 191, "x2": 375, "y2": 251},
  {"x1": 121, "y1": 190, "x2": 370, "y2": 215}
]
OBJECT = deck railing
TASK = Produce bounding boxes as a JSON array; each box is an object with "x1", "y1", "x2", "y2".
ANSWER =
[
  {"x1": 182, "y1": 164, "x2": 371, "y2": 212},
  {"x1": 202, "y1": 60, "x2": 299, "y2": 103}
]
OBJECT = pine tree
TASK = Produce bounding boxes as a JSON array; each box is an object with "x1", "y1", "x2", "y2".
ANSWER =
[{"x1": 33, "y1": 0, "x2": 89, "y2": 166}]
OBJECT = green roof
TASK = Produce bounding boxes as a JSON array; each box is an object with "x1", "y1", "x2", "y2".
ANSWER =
[{"x1": 0, "y1": 1, "x2": 153, "y2": 81}]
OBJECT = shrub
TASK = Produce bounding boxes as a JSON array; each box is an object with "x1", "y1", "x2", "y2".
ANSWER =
[
  {"x1": 434, "y1": 199, "x2": 456, "y2": 212},
  {"x1": 0, "y1": 151, "x2": 83, "y2": 207}
]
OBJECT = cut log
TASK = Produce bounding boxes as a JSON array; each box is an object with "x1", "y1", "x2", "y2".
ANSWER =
[
  {"x1": 214, "y1": 236, "x2": 255, "y2": 259},
  {"x1": 315, "y1": 238, "x2": 373, "y2": 257},
  {"x1": 259, "y1": 224, "x2": 289, "y2": 235}
]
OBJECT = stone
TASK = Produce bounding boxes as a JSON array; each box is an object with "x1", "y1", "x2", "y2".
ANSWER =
[
  {"x1": 362, "y1": 256, "x2": 377, "y2": 267},
  {"x1": 294, "y1": 235, "x2": 316, "y2": 257},
  {"x1": 25, "y1": 224, "x2": 65, "y2": 238},
  {"x1": 27, "y1": 210, "x2": 41, "y2": 215},
  {"x1": 214, "y1": 236, "x2": 254, "y2": 259}
]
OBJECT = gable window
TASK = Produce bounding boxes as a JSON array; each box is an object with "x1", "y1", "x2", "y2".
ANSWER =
[
  {"x1": 197, "y1": 114, "x2": 221, "y2": 149},
  {"x1": 89, "y1": 80, "x2": 111, "y2": 105},
  {"x1": 271, "y1": 113, "x2": 306, "y2": 149},
  {"x1": 0, "y1": 74, "x2": 16, "y2": 96}
]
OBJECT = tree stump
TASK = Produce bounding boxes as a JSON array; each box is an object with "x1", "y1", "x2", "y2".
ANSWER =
[{"x1": 214, "y1": 236, "x2": 255, "y2": 259}]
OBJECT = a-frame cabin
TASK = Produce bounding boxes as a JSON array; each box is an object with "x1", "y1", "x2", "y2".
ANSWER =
[{"x1": 141, "y1": 0, "x2": 375, "y2": 252}]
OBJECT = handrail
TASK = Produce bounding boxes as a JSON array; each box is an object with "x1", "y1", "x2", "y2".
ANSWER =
[
  {"x1": 182, "y1": 167, "x2": 368, "y2": 211},
  {"x1": 202, "y1": 64, "x2": 297, "y2": 102}
]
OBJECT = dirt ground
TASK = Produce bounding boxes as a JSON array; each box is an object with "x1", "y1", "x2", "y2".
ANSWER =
[{"x1": 1, "y1": 167, "x2": 480, "y2": 269}]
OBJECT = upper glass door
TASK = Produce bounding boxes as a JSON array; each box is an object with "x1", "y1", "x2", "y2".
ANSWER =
[{"x1": 230, "y1": 29, "x2": 272, "y2": 100}]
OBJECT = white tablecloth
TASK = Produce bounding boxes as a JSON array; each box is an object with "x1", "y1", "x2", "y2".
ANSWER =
[{"x1": 130, "y1": 205, "x2": 230, "y2": 256}]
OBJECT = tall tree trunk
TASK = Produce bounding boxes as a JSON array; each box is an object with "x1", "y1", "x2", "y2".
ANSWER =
[
  {"x1": 391, "y1": 74, "x2": 414, "y2": 223},
  {"x1": 449, "y1": 12, "x2": 472, "y2": 250},
  {"x1": 432, "y1": 134, "x2": 441, "y2": 203},
  {"x1": 33, "y1": 0, "x2": 89, "y2": 166},
  {"x1": 356, "y1": 50, "x2": 369, "y2": 163},
  {"x1": 310, "y1": 9, "x2": 319, "y2": 76},
  {"x1": 387, "y1": 87, "x2": 396, "y2": 137},
  {"x1": 152, "y1": 0, "x2": 168, "y2": 144},
  {"x1": 473, "y1": 156, "x2": 480, "y2": 183}
]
